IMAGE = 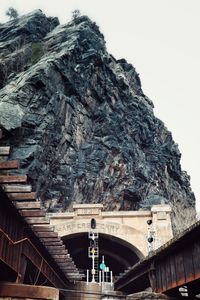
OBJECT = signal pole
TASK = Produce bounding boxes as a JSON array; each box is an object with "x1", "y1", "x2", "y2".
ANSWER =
[
  {"x1": 87, "y1": 218, "x2": 113, "y2": 286},
  {"x1": 88, "y1": 219, "x2": 99, "y2": 283}
]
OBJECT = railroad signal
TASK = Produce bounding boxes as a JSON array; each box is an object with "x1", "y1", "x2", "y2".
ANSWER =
[
  {"x1": 148, "y1": 237, "x2": 153, "y2": 243},
  {"x1": 100, "y1": 262, "x2": 106, "y2": 271},
  {"x1": 91, "y1": 218, "x2": 96, "y2": 229},
  {"x1": 147, "y1": 219, "x2": 152, "y2": 225},
  {"x1": 88, "y1": 231, "x2": 98, "y2": 240},
  {"x1": 88, "y1": 246, "x2": 98, "y2": 258}
]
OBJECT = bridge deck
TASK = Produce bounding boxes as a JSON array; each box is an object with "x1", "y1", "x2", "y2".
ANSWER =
[{"x1": 115, "y1": 219, "x2": 200, "y2": 297}]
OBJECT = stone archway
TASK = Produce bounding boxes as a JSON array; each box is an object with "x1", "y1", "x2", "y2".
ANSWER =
[
  {"x1": 48, "y1": 203, "x2": 173, "y2": 271},
  {"x1": 62, "y1": 231, "x2": 144, "y2": 278},
  {"x1": 53, "y1": 219, "x2": 147, "y2": 257}
]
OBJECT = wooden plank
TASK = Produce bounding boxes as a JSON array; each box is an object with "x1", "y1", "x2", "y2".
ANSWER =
[
  {"x1": 58, "y1": 261, "x2": 76, "y2": 269},
  {"x1": 59, "y1": 262, "x2": 75, "y2": 268},
  {"x1": 52, "y1": 255, "x2": 68, "y2": 259},
  {"x1": 61, "y1": 267, "x2": 78, "y2": 271},
  {"x1": 41, "y1": 237, "x2": 62, "y2": 243},
  {"x1": 36, "y1": 232, "x2": 58, "y2": 238},
  {"x1": 15, "y1": 202, "x2": 40, "y2": 209},
  {"x1": 8, "y1": 192, "x2": 36, "y2": 200},
  {"x1": 169, "y1": 255, "x2": 177, "y2": 289},
  {"x1": 20, "y1": 210, "x2": 45, "y2": 217},
  {"x1": 193, "y1": 242, "x2": 200, "y2": 280},
  {"x1": 61, "y1": 268, "x2": 78, "y2": 272},
  {"x1": 0, "y1": 146, "x2": 10, "y2": 155},
  {"x1": 46, "y1": 245, "x2": 65, "y2": 251},
  {"x1": 165, "y1": 259, "x2": 172, "y2": 291},
  {"x1": 59, "y1": 263, "x2": 76, "y2": 268},
  {"x1": 183, "y1": 246, "x2": 195, "y2": 283},
  {"x1": 2, "y1": 184, "x2": 32, "y2": 192},
  {"x1": 67, "y1": 274, "x2": 82, "y2": 278},
  {"x1": 0, "y1": 160, "x2": 19, "y2": 170},
  {"x1": 32, "y1": 225, "x2": 54, "y2": 232},
  {"x1": 0, "y1": 175, "x2": 27, "y2": 183},
  {"x1": 49, "y1": 249, "x2": 68, "y2": 255},
  {"x1": 174, "y1": 253, "x2": 186, "y2": 287},
  {"x1": 155, "y1": 264, "x2": 162, "y2": 293},
  {"x1": 25, "y1": 217, "x2": 49, "y2": 224},
  {"x1": 160, "y1": 261, "x2": 167, "y2": 292},
  {"x1": 53, "y1": 258, "x2": 69, "y2": 263},
  {"x1": 43, "y1": 241, "x2": 63, "y2": 246}
]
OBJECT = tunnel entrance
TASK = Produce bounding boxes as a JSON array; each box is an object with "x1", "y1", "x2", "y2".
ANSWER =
[{"x1": 62, "y1": 232, "x2": 143, "y2": 280}]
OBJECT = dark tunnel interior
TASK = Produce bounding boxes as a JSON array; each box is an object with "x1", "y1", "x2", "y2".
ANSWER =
[{"x1": 62, "y1": 232, "x2": 143, "y2": 280}]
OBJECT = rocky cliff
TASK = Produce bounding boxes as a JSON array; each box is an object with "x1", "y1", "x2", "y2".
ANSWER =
[{"x1": 0, "y1": 10, "x2": 195, "y2": 217}]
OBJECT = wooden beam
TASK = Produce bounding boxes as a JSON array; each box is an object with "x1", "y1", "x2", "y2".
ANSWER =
[
  {"x1": 54, "y1": 257, "x2": 73, "y2": 264},
  {"x1": 0, "y1": 175, "x2": 27, "y2": 183},
  {"x1": 32, "y1": 225, "x2": 54, "y2": 232},
  {"x1": 8, "y1": 192, "x2": 36, "y2": 200},
  {"x1": 48, "y1": 249, "x2": 68, "y2": 255},
  {"x1": 46, "y1": 245, "x2": 65, "y2": 252},
  {"x1": 41, "y1": 237, "x2": 62, "y2": 243},
  {"x1": 0, "y1": 160, "x2": 19, "y2": 170},
  {"x1": 65, "y1": 273, "x2": 81, "y2": 277},
  {"x1": 25, "y1": 217, "x2": 49, "y2": 224},
  {"x1": 20, "y1": 210, "x2": 45, "y2": 217},
  {"x1": 15, "y1": 202, "x2": 40, "y2": 209},
  {"x1": 43, "y1": 241, "x2": 63, "y2": 246},
  {"x1": 61, "y1": 268, "x2": 78, "y2": 272},
  {"x1": 58, "y1": 262, "x2": 76, "y2": 268},
  {"x1": 2, "y1": 184, "x2": 32, "y2": 193},
  {"x1": 53, "y1": 258, "x2": 69, "y2": 263},
  {"x1": 0, "y1": 146, "x2": 10, "y2": 155},
  {"x1": 52, "y1": 255, "x2": 68, "y2": 259},
  {"x1": 36, "y1": 232, "x2": 58, "y2": 238},
  {"x1": 46, "y1": 245, "x2": 65, "y2": 251}
]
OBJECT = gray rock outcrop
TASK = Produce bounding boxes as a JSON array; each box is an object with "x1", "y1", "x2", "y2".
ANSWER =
[{"x1": 0, "y1": 10, "x2": 195, "y2": 221}]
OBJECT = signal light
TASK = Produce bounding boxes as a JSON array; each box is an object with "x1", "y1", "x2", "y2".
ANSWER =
[
  {"x1": 147, "y1": 219, "x2": 152, "y2": 225},
  {"x1": 148, "y1": 237, "x2": 153, "y2": 243},
  {"x1": 91, "y1": 218, "x2": 96, "y2": 229},
  {"x1": 88, "y1": 247, "x2": 98, "y2": 257}
]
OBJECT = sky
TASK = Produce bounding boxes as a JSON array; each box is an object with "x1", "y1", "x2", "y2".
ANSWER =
[{"x1": 1, "y1": 0, "x2": 200, "y2": 210}]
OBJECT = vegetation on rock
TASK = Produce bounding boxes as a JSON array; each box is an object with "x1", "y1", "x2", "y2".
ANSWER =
[{"x1": 6, "y1": 7, "x2": 19, "y2": 20}]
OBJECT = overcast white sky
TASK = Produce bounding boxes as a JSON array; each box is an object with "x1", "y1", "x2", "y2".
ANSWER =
[{"x1": 1, "y1": 0, "x2": 200, "y2": 209}]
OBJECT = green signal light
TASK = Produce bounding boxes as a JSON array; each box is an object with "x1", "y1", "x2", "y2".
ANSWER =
[{"x1": 100, "y1": 263, "x2": 106, "y2": 270}]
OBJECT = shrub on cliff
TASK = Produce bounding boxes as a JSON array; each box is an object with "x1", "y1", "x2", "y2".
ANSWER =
[{"x1": 6, "y1": 7, "x2": 19, "y2": 20}]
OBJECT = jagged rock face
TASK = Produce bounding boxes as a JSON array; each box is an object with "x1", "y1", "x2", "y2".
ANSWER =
[{"x1": 0, "y1": 10, "x2": 195, "y2": 215}]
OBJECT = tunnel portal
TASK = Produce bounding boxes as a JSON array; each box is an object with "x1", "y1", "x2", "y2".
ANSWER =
[{"x1": 62, "y1": 232, "x2": 142, "y2": 279}]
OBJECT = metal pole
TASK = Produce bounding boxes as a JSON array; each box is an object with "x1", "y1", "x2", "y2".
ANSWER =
[
  {"x1": 91, "y1": 253, "x2": 95, "y2": 282},
  {"x1": 99, "y1": 271, "x2": 101, "y2": 286},
  {"x1": 110, "y1": 271, "x2": 113, "y2": 286},
  {"x1": 87, "y1": 269, "x2": 89, "y2": 285},
  {"x1": 102, "y1": 255, "x2": 105, "y2": 283}
]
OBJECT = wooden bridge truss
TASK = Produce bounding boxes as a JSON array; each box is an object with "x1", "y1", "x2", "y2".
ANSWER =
[
  {"x1": 115, "y1": 216, "x2": 200, "y2": 298},
  {"x1": 0, "y1": 128, "x2": 83, "y2": 296}
]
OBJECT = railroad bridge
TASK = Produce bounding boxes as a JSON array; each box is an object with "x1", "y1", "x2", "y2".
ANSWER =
[{"x1": 48, "y1": 203, "x2": 173, "y2": 277}]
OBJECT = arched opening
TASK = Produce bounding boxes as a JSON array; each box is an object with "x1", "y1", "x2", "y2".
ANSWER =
[{"x1": 62, "y1": 232, "x2": 144, "y2": 280}]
